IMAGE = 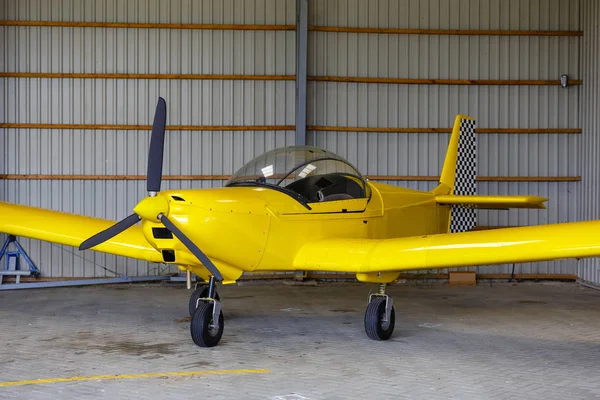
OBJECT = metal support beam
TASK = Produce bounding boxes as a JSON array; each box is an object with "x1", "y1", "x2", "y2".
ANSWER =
[
  {"x1": 295, "y1": 0, "x2": 308, "y2": 145},
  {"x1": 294, "y1": 0, "x2": 309, "y2": 281},
  {"x1": 207, "y1": 275, "x2": 217, "y2": 299},
  {"x1": 0, "y1": 275, "x2": 171, "y2": 290},
  {"x1": 578, "y1": 0, "x2": 600, "y2": 285}
]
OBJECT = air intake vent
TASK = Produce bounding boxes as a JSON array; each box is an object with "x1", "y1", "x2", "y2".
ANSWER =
[
  {"x1": 171, "y1": 196, "x2": 185, "y2": 201},
  {"x1": 162, "y1": 250, "x2": 175, "y2": 262},
  {"x1": 152, "y1": 227, "x2": 173, "y2": 239}
]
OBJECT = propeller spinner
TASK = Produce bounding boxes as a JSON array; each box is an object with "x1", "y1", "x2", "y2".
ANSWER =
[{"x1": 78, "y1": 97, "x2": 223, "y2": 281}]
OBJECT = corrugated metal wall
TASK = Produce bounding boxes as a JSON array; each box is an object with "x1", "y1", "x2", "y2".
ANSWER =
[
  {"x1": 1, "y1": 0, "x2": 297, "y2": 277},
  {"x1": 578, "y1": 0, "x2": 600, "y2": 286},
  {"x1": 0, "y1": 0, "x2": 585, "y2": 278},
  {"x1": 307, "y1": 0, "x2": 581, "y2": 275}
]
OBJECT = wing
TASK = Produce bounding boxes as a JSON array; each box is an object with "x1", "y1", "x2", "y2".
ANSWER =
[
  {"x1": 435, "y1": 194, "x2": 548, "y2": 209},
  {"x1": 293, "y1": 220, "x2": 600, "y2": 273},
  {"x1": 0, "y1": 201, "x2": 162, "y2": 263}
]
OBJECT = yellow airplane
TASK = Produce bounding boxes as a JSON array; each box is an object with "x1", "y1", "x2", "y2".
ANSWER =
[{"x1": 2, "y1": 97, "x2": 600, "y2": 348}]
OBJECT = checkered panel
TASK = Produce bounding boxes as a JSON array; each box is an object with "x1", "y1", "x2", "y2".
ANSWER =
[{"x1": 449, "y1": 118, "x2": 477, "y2": 233}]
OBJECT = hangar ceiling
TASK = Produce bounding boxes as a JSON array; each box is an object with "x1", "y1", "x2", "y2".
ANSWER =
[{"x1": 0, "y1": 0, "x2": 591, "y2": 280}]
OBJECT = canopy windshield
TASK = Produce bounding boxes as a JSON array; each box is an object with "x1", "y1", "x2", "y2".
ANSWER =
[{"x1": 226, "y1": 146, "x2": 369, "y2": 204}]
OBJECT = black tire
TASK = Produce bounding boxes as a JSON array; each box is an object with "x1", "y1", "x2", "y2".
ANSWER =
[
  {"x1": 190, "y1": 301, "x2": 224, "y2": 347},
  {"x1": 188, "y1": 286, "x2": 220, "y2": 317},
  {"x1": 364, "y1": 297, "x2": 395, "y2": 340}
]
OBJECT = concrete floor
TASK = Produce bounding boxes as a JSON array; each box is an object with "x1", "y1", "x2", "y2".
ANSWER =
[{"x1": 1, "y1": 281, "x2": 600, "y2": 399}]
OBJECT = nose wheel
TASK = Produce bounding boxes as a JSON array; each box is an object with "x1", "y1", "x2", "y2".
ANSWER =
[
  {"x1": 364, "y1": 284, "x2": 395, "y2": 340},
  {"x1": 191, "y1": 300, "x2": 224, "y2": 347},
  {"x1": 190, "y1": 276, "x2": 224, "y2": 347}
]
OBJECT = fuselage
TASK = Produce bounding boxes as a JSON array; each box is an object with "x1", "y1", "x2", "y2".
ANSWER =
[{"x1": 140, "y1": 182, "x2": 452, "y2": 282}]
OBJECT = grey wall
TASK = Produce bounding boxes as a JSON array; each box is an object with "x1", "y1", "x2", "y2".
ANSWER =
[
  {"x1": 578, "y1": 0, "x2": 600, "y2": 286},
  {"x1": 1, "y1": 0, "x2": 297, "y2": 277},
  {"x1": 307, "y1": 0, "x2": 581, "y2": 276},
  {"x1": 0, "y1": 0, "x2": 586, "y2": 278}
]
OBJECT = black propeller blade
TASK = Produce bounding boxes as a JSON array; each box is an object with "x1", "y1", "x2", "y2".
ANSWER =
[
  {"x1": 79, "y1": 213, "x2": 141, "y2": 250},
  {"x1": 146, "y1": 97, "x2": 167, "y2": 194},
  {"x1": 79, "y1": 97, "x2": 224, "y2": 282},
  {"x1": 159, "y1": 214, "x2": 224, "y2": 282}
]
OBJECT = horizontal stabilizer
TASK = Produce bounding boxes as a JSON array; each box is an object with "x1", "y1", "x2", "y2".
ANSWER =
[{"x1": 435, "y1": 195, "x2": 548, "y2": 210}]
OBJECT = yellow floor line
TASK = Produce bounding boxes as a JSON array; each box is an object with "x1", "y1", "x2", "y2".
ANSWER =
[{"x1": 0, "y1": 369, "x2": 270, "y2": 387}]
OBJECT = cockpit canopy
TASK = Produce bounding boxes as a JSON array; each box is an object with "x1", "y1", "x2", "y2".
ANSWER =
[{"x1": 226, "y1": 146, "x2": 370, "y2": 204}]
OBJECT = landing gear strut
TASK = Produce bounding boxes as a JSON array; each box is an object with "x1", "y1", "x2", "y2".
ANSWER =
[
  {"x1": 188, "y1": 282, "x2": 220, "y2": 317},
  {"x1": 364, "y1": 283, "x2": 395, "y2": 340},
  {"x1": 190, "y1": 276, "x2": 224, "y2": 347}
]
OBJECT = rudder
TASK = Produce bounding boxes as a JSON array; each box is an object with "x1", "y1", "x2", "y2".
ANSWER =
[{"x1": 434, "y1": 115, "x2": 477, "y2": 233}]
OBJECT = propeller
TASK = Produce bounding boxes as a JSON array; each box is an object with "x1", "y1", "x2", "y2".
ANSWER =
[
  {"x1": 79, "y1": 213, "x2": 140, "y2": 251},
  {"x1": 159, "y1": 214, "x2": 222, "y2": 280},
  {"x1": 78, "y1": 97, "x2": 223, "y2": 282},
  {"x1": 146, "y1": 97, "x2": 167, "y2": 194}
]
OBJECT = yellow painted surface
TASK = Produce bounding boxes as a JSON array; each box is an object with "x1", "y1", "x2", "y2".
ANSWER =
[
  {"x1": 439, "y1": 114, "x2": 474, "y2": 191},
  {"x1": 356, "y1": 271, "x2": 402, "y2": 283},
  {"x1": 3, "y1": 177, "x2": 600, "y2": 284},
  {"x1": 1, "y1": 114, "x2": 600, "y2": 285},
  {"x1": 133, "y1": 195, "x2": 169, "y2": 221},
  {"x1": 435, "y1": 194, "x2": 548, "y2": 209},
  {"x1": 294, "y1": 220, "x2": 600, "y2": 274},
  {"x1": 0, "y1": 201, "x2": 163, "y2": 263},
  {"x1": 0, "y1": 369, "x2": 270, "y2": 387}
]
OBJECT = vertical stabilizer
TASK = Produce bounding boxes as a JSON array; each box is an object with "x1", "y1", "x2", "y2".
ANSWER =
[{"x1": 434, "y1": 115, "x2": 477, "y2": 233}]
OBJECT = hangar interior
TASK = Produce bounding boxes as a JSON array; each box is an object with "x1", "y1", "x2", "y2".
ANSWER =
[
  {"x1": 3, "y1": 1, "x2": 600, "y2": 398},
  {"x1": 2, "y1": 0, "x2": 599, "y2": 286}
]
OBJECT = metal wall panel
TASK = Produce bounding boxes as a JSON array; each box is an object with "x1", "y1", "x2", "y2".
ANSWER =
[
  {"x1": 578, "y1": 0, "x2": 600, "y2": 286},
  {"x1": 2, "y1": 0, "x2": 587, "y2": 279},
  {"x1": 4, "y1": 0, "x2": 295, "y2": 24},
  {"x1": 1, "y1": 3, "x2": 8, "y2": 256},
  {"x1": 4, "y1": 28, "x2": 295, "y2": 76},
  {"x1": 308, "y1": 0, "x2": 579, "y2": 30},
  {"x1": 3, "y1": 128, "x2": 296, "y2": 177},
  {"x1": 1, "y1": 0, "x2": 296, "y2": 277},
  {"x1": 4, "y1": 80, "x2": 295, "y2": 126},
  {"x1": 307, "y1": 0, "x2": 582, "y2": 275}
]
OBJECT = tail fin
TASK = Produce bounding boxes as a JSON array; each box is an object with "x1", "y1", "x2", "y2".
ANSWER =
[{"x1": 433, "y1": 115, "x2": 477, "y2": 233}]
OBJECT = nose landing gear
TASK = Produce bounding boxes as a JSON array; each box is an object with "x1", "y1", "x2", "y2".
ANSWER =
[
  {"x1": 364, "y1": 283, "x2": 395, "y2": 340},
  {"x1": 188, "y1": 283, "x2": 220, "y2": 317},
  {"x1": 190, "y1": 276, "x2": 224, "y2": 347}
]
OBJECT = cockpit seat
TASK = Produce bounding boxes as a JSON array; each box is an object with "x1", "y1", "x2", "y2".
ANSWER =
[{"x1": 321, "y1": 193, "x2": 353, "y2": 201}]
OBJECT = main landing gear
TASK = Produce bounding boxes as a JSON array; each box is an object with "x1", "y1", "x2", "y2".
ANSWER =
[
  {"x1": 187, "y1": 278, "x2": 394, "y2": 347},
  {"x1": 189, "y1": 276, "x2": 224, "y2": 347},
  {"x1": 364, "y1": 283, "x2": 395, "y2": 340}
]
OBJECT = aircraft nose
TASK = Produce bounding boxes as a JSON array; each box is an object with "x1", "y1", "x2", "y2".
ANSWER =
[{"x1": 133, "y1": 195, "x2": 169, "y2": 222}]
